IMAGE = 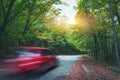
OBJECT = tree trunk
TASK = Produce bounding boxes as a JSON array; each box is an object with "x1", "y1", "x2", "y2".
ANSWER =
[
  {"x1": 113, "y1": 1, "x2": 120, "y2": 24},
  {"x1": 108, "y1": 0, "x2": 120, "y2": 67},
  {"x1": 93, "y1": 34, "x2": 98, "y2": 60},
  {"x1": 0, "y1": 0, "x2": 15, "y2": 37},
  {"x1": 104, "y1": 33, "x2": 109, "y2": 61},
  {"x1": 22, "y1": 0, "x2": 35, "y2": 35}
]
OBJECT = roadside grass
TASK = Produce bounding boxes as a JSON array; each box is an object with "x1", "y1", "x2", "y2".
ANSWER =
[
  {"x1": 107, "y1": 66, "x2": 120, "y2": 77},
  {"x1": 110, "y1": 66, "x2": 120, "y2": 72}
]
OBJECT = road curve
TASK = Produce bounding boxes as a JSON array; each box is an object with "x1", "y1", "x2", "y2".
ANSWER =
[{"x1": 0, "y1": 55, "x2": 81, "y2": 80}]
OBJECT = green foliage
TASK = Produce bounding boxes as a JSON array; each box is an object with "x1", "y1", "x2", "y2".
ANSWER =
[
  {"x1": 76, "y1": 0, "x2": 120, "y2": 66},
  {"x1": 0, "y1": 0, "x2": 80, "y2": 56},
  {"x1": 111, "y1": 66, "x2": 120, "y2": 72},
  {"x1": 1, "y1": 0, "x2": 119, "y2": 64},
  {"x1": 0, "y1": 0, "x2": 63, "y2": 55}
]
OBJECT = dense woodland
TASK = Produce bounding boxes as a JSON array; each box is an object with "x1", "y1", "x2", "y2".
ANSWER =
[
  {"x1": 0, "y1": 0, "x2": 120, "y2": 67},
  {"x1": 75, "y1": 0, "x2": 120, "y2": 67}
]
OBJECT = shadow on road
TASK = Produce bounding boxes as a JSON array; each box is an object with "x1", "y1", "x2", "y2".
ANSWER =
[{"x1": 1, "y1": 67, "x2": 57, "y2": 80}]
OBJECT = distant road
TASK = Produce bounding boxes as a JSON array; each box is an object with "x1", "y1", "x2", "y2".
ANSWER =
[{"x1": 0, "y1": 55, "x2": 81, "y2": 80}]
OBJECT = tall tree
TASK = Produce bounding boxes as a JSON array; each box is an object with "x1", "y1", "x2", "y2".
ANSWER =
[
  {"x1": 0, "y1": 0, "x2": 62, "y2": 54},
  {"x1": 76, "y1": 0, "x2": 120, "y2": 65},
  {"x1": 108, "y1": 0, "x2": 120, "y2": 67}
]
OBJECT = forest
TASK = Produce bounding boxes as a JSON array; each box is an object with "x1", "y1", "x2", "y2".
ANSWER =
[{"x1": 0, "y1": 0, "x2": 120, "y2": 67}]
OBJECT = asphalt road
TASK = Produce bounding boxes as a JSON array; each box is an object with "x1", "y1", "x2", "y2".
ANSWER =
[{"x1": 0, "y1": 55, "x2": 80, "y2": 80}]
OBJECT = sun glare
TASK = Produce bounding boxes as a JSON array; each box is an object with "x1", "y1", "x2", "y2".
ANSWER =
[{"x1": 66, "y1": 18, "x2": 76, "y2": 24}]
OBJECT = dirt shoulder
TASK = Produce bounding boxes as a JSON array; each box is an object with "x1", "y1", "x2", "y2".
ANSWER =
[{"x1": 65, "y1": 57, "x2": 120, "y2": 80}]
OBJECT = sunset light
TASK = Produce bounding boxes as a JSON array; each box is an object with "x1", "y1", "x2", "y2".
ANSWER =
[
  {"x1": 66, "y1": 18, "x2": 76, "y2": 24},
  {"x1": 0, "y1": 0, "x2": 118, "y2": 80}
]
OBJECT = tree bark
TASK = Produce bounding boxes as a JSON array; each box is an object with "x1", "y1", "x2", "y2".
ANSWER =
[
  {"x1": 113, "y1": 1, "x2": 120, "y2": 24},
  {"x1": 0, "y1": 0, "x2": 16, "y2": 48},
  {"x1": 108, "y1": 0, "x2": 120, "y2": 67},
  {"x1": 0, "y1": 0, "x2": 16, "y2": 37},
  {"x1": 22, "y1": 0, "x2": 35, "y2": 35},
  {"x1": 93, "y1": 34, "x2": 98, "y2": 60}
]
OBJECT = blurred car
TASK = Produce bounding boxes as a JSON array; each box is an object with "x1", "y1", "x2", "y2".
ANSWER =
[{"x1": 0, "y1": 46, "x2": 58, "y2": 75}]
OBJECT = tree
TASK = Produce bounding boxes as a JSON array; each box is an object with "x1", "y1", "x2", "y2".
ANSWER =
[
  {"x1": 76, "y1": 0, "x2": 120, "y2": 66},
  {"x1": 108, "y1": 0, "x2": 120, "y2": 67},
  {"x1": 0, "y1": 0, "x2": 62, "y2": 54}
]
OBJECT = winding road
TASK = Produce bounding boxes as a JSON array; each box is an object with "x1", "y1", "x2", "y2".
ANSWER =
[{"x1": 0, "y1": 55, "x2": 81, "y2": 80}]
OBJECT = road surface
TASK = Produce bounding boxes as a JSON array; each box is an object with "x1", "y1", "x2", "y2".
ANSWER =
[{"x1": 0, "y1": 55, "x2": 81, "y2": 80}]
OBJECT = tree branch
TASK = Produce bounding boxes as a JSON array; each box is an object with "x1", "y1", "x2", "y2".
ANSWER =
[
  {"x1": 8, "y1": 4, "x2": 28, "y2": 22},
  {"x1": 0, "y1": 0, "x2": 6, "y2": 17},
  {"x1": 0, "y1": 0, "x2": 16, "y2": 36}
]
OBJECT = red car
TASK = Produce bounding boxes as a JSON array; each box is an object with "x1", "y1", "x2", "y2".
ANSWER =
[{"x1": 0, "y1": 46, "x2": 58, "y2": 75}]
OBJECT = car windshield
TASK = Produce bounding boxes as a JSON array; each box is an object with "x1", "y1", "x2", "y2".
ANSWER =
[
  {"x1": 16, "y1": 51, "x2": 40, "y2": 57},
  {"x1": 16, "y1": 47, "x2": 53, "y2": 56}
]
